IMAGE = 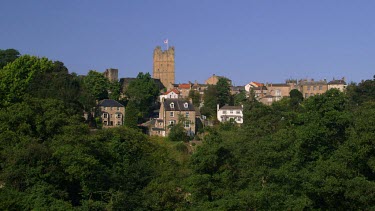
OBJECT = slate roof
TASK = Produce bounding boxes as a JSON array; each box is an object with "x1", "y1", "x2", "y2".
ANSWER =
[
  {"x1": 219, "y1": 105, "x2": 242, "y2": 110},
  {"x1": 163, "y1": 99, "x2": 195, "y2": 111},
  {"x1": 328, "y1": 79, "x2": 346, "y2": 85},
  {"x1": 98, "y1": 99, "x2": 124, "y2": 107},
  {"x1": 267, "y1": 83, "x2": 289, "y2": 87}
]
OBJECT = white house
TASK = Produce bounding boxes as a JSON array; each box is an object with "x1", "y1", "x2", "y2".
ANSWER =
[
  {"x1": 159, "y1": 89, "x2": 180, "y2": 102},
  {"x1": 217, "y1": 104, "x2": 243, "y2": 124}
]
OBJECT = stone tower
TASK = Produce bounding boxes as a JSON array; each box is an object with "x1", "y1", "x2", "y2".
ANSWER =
[
  {"x1": 103, "y1": 68, "x2": 118, "y2": 82},
  {"x1": 153, "y1": 46, "x2": 175, "y2": 87}
]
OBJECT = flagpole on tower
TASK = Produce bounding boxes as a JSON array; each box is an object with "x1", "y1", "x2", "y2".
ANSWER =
[{"x1": 164, "y1": 39, "x2": 169, "y2": 50}]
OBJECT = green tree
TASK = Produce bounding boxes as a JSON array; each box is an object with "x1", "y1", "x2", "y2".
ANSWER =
[
  {"x1": 124, "y1": 100, "x2": 139, "y2": 129},
  {"x1": 0, "y1": 55, "x2": 55, "y2": 106},
  {"x1": 216, "y1": 77, "x2": 231, "y2": 107},
  {"x1": 125, "y1": 72, "x2": 159, "y2": 118},
  {"x1": 289, "y1": 89, "x2": 303, "y2": 109},
  {"x1": 82, "y1": 70, "x2": 109, "y2": 101},
  {"x1": 234, "y1": 90, "x2": 247, "y2": 106},
  {"x1": 201, "y1": 85, "x2": 217, "y2": 118},
  {"x1": 0, "y1": 48, "x2": 20, "y2": 69},
  {"x1": 188, "y1": 89, "x2": 200, "y2": 107}
]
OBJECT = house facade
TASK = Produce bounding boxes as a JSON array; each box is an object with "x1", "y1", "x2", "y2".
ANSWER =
[
  {"x1": 328, "y1": 78, "x2": 347, "y2": 92},
  {"x1": 217, "y1": 104, "x2": 243, "y2": 124},
  {"x1": 159, "y1": 89, "x2": 180, "y2": 101},
  {"x1": 98, "y1": 99, "x2": 125, "y2": 128},
  {"x1": 298, "y1": 79, "x2": 328, "y2": 98},
  {"x1": 151, "y1": 99, "x2": 196, "y2": 137}
]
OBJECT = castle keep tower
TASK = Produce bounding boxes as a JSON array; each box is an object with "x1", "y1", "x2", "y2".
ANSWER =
[{"x1": 153, "y1": 46, "x2": 175, "y2": 87}]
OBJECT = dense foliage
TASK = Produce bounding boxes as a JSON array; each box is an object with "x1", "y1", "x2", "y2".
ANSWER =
[{"x1": 1, "y1": 53, "x2": 374, "y2": 209}]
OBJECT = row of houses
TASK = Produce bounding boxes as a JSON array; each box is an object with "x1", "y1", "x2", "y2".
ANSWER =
[{"x1": 96, "y1": 70, "x2": 346, "y2": 138}]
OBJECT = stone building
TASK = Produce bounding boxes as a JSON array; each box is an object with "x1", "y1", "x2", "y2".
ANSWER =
[
  {"x1": 151, "y1": 99, "x2": 196, "y2": 137},
  {"x1": 298, "y1": 79, "x2": 328, "y2": 98},
  {"x1": 97, "y1": 99, "x2": 125, "y2": 128},
  {"x1": 205, "y1": 74, "x2": 232, "y2": 85},
  {"x1": 153, "y1": 46, "x2": 175, "y2": 88},
  {"x1": 328, "y1": 78, "x2": 347, "y2": 92},
  {"x1": 103, "y1": 68, "x2": 118, "y2": 82}
]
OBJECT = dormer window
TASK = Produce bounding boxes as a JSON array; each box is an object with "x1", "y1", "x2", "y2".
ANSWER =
[
  {"x1": 184, "y1": 102, "x2": 188, "y2": 108},
  {"x1": 170, "y1": 102, "x2": 174, "y2": 108}
]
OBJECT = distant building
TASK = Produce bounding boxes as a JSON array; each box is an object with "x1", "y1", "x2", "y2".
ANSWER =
[
  {"x1": 177, "y1": 83, "x2": 192, "y2": 98},
  {"x1": 205, "y1": 74, "x2": 232, "y2": 85},
  {"x1": 265, "y1": 81, "x2": 297, "y2": 102},
  {"x1": 151, "y1": 99, "x2": 196, "y2": 137},
  {"x1": 159, "y1": 89, "x2": 180, "y2": 101},
  {"x1": 153, "y1": 46, "x2": 175, "y2": 88},
  {"x1": 103, "y1": 68, "x2": 118, "y2": 82},
  {"x1": 298, "y1": 79, "x2": 328, "y2": 98},
  {"x1": 328, "y1": 77, "x2": 347, "y2": 92},
  {"x1": 98, "y1": 99, "x2": 125, "y2": 128},
  {"x1": 217, "y1": 104, "x2": 243, "y2": 124}
]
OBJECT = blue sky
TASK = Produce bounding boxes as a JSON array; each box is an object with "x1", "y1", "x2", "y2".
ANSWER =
[{"x1": 1, "y1": 1, "x2": 374, "y2": 85}]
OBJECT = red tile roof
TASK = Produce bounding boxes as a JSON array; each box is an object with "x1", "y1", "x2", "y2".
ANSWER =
[
  {"x1": 163, "y1": 89, "x2": 180, "y2": 95},
  {"x1": 178, "y1": 83, "x2": 191, "y2": 89},
  {"x1": 252, "y1": 82, "x2": 264, "y2": 87}
]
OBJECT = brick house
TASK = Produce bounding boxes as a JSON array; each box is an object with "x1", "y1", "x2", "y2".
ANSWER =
[
  {"x1": 151, "y1": 99, "x2": 196, "y2": 136},
  {"x1": 98, "y1": 99, "x2": 125, "y2": 128}
]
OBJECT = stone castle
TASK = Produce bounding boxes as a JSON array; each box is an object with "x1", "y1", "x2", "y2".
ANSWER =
[{"x1": 153, "y1": 46, "x2": 175, "y2": 87}]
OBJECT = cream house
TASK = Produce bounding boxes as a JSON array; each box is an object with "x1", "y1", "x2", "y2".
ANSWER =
[{"x1": 217, "y1": 104, "x2": 243, "y2": 124}]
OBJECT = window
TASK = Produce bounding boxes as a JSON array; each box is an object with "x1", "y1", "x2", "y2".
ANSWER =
[
  {"x1": 313, "y1": 86, "x2": 317, "y2": 91},
  {"x1": 319, "y1": 85, "x2": 323, "y2": 90},
  {"x1": 117, "y1": 107, "x2": 120, "y2": 111},
  {"x1": 307, "y1": 86, "x2": 311, "y2": 91},
  {"x1": 184, "y1": 120, "x2": 190, "y2": 128},
  {"x1": 305, "y1": 93, "x2": 309, "y2": 98},
  {"x1": 116, "y1": 114, "x2": 122, "y2": 118},
  {"x1": 230, "y1": 110, "x2": 233, "y2": 114},
  {"x1": 170, "y1": 102, "x2": 174, "y2": 108},
  {"x1": 184, "y1": 102, "x2": 189, "y2": 108},
  {"x1": 310, "y1": 93, "x2": 314, "y2": 96},
  {"x1": 275, "y1": 89, "x2": 281, "y2": 96},
  {"x1": 223, "y1": 110, "x2": 227, "y2": 114},
  {"x1": 169, "y1": 120, "x2": 176, "y2": 126},
  {"x1": 110, "y1": 121, "x2": 113, "y2": 126},
  {"x1": 104, "y1": 121, "x2": 108, "y2": 125},
  {"x1": 103, "y1": 113, "x2": 108, "y2": 118},
  {"x1": 110, "y1": 114, "x2": 113, "y2": 118},
  {"x1": 186, "y1": 112, "x2": 189, "y2": 118},
  {"x1": 117, "y1": 121, "x2": 122, "y2": 125},
  {"x1": 236, "y1": 110, "x2": 241, "y2": 114},
  {"x1": 170, "y1": 111, "x2": 174, "y2": 117}
]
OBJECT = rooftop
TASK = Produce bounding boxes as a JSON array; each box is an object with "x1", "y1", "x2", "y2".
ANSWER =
[{"x1": 98, "y1": 99, "x2": 124, "y2": 107}]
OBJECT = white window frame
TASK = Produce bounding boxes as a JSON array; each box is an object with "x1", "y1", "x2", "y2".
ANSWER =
[
  {"x1": 170, "y1": 111, "x2": 174, "y2": 117},
  {"x1": 184, "y1": 120, "x2": 190, "y2": 128}
]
